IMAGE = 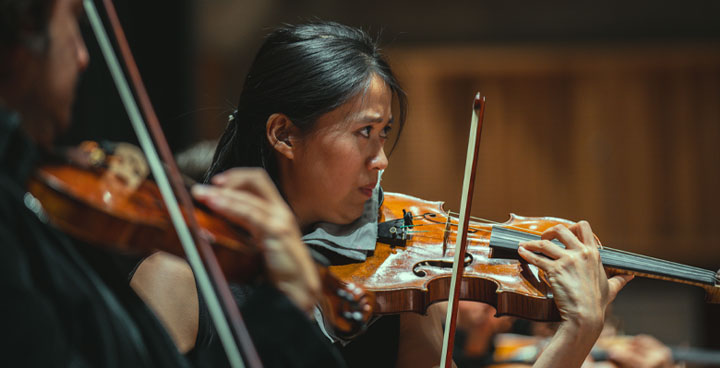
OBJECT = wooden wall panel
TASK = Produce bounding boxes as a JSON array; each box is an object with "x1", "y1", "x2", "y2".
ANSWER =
[{"x1": 382, "y1": 44, "x2": 720, "y2": 267}]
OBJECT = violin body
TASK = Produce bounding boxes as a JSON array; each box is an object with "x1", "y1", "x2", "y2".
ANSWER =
[
  {"x1": 329, "y1": 192, "x2": 720, "y2": 321},
  {"x1": 30, "y1": 163, "x2": 262, "y2": 282},
  {"x1": 330, "y1": 192, "x2": 566, "y2": 321},
  {"x1": 29, "y1": 145, "x2": 373, "y2": 337}
]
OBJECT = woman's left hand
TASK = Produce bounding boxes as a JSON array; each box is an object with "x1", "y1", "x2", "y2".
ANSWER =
[
  {"x1": 518, "y1": 221, "x2": 631, "y2": 334},
  {"x1": 517, "y1": 221, "x2": 634, "y2": 367}
]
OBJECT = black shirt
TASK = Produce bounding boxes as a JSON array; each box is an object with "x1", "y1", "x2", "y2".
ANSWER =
[
  {"x1": 0, "y1": 108, "x2": 190, "y2": 367},
  {"x1": 188, "y1": 283, "x2": 348, "y2": 368}
]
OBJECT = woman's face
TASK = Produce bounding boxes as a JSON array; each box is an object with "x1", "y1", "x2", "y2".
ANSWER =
[{"x1": 281, "y1": 74, "x2": 392, "y2": 229}]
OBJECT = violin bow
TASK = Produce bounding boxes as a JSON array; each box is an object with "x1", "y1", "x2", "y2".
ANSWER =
[
  {"x1": 82, "y1": 1, "x2": 261, "y2": 367},
  {"x1": 439, "y1": 93, "x2": 486, "y2": 368}
]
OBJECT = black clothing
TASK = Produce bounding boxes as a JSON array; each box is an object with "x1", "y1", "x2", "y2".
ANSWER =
[
  {"x1": 337, "y1": 314, "x2": 400, "y2": 368},
  {"x1": 188, "y1": 283, "x2": 348, "y2": 368},
  {"x1": 307, "y1": 250, "x2": 401, "y2": 366},
  {"x1": 188, "y1": 266, "x2": 399, "y2": 368},
  {"x1": 0, "y1": 108, "x2": 190, "y2": 367}
]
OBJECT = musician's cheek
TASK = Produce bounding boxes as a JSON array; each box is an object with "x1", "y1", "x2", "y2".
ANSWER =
[{"x1": 33, "y1": 0, "x2": 89, "y2": 145}]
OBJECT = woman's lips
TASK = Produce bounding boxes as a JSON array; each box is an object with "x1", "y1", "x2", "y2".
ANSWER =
[{"x1": 359, "y1": 185, "x2": 375, "y2": 198}]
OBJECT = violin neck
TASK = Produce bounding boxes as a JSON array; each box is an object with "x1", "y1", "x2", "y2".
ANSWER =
[
  {"x1": 599, "y1": 246, "x2": 714, "y2": 284},
  {"x1": 488, "y1": 226, "x2": 720, "y2": 302}
]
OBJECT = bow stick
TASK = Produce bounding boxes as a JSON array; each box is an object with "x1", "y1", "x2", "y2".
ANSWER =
[
  {"x1": 439, "y1": 93, "x2": 486, "y2": 368},
  {"x1": 83, "y1": 1, "x2": 261, "y2": 367}
]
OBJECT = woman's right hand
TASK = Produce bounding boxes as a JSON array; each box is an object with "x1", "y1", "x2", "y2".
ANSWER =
[
  {"x1": 192, "y1": 168, "x2": 321, "y2": 316},
  {"x1": 517, "y1": 221, "x2": 634, "y2": 367}
]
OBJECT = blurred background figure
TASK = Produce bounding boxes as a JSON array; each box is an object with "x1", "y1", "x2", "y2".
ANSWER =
[{"x1": 454, "y1": 302, "x2": 682, "y2": 368}]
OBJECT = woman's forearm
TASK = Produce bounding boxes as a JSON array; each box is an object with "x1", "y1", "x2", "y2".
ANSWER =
[{"x1": 532, "y1": 321, "x2": 602, "y2": 368}]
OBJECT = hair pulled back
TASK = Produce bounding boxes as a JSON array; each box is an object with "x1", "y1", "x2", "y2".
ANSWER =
[{"x1": 205, "y1": 21, "x2": 407, "y2": 184}]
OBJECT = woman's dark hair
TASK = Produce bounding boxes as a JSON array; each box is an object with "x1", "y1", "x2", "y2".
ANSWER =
[{"x1": 205, "y1": 21, "x2": 407, "y2": 185}]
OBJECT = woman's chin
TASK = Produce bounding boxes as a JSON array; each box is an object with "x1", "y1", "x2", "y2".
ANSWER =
[{"x1": 332, "y1": 206, "x2": 366, "y2": 226}]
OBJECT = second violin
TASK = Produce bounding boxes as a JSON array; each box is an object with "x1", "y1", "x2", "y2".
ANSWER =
[{"x1": 29, "y1": 142, "x2": 373, "y2": 338}]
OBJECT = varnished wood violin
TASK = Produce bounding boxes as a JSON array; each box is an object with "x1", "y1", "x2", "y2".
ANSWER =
[
  {"x1": 29, "y1": 141, "x2": 373, "y2": 339},
  {"x1": 330, "y1": 191, "x2": 720, "y2": 320}
]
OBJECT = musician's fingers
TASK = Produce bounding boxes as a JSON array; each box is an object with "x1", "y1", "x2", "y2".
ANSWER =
[
  {"x1": 192, "y1": 184, "x2": 265, "y2": 211},
  {"x1": 566, "y1": 220, "x2": 597, "y2": 246},
  {"x1": 192, "y1": 185, "x2": 272, "y2": 237},
  {"x1": 607, "y1": 344, "x2": 643, "y2": 368},
  {"x1": 518, "y1": 240, "x2": 564, "y2": 260},
  {"x1": 606, "y1": 274, "x2": 634, "y2": 303},
  {"x1": 209, "y1": 167, "x2": 282, "y2": 202},
  {"x1": 518, "y1": 243, "x2": 555, "y2": 270},
  {"x1": 541, "y1": 224, "x2": 582, "y2": 250},
  {"x1": 608, "y1": 334, "x2": 673, "y2": 368}
]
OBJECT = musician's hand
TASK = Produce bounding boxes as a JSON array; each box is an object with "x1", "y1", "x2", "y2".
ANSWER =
[
  {"x1": 607, "y1": 335, "x2": 675, "y2": 368},
  {"x1": 192, "y1": 168, "x2": 321, "y2": 316},
  {"x1": 517, "y1": 221, "x2": 633, "y2": 368},
  {"x1": 518, "y1": 221, "x2": 632, "y2": 333}
]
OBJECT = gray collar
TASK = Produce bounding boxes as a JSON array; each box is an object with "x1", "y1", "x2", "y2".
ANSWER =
[{"x1": 302, "y1": 186, "x2": 382, "y2": 262}]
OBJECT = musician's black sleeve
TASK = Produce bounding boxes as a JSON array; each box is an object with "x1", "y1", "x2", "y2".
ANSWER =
[{"x1": 0, "y1": 224, "x2": 69, "y2": 367}]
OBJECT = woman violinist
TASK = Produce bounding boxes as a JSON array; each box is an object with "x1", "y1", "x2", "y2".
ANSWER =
[{"x1": 132, "y1": 21, "x2": 633, "y2": 367}]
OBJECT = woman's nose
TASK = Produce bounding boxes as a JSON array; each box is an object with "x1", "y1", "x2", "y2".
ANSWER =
[{"x1": 368, "y1": 145, "x2": 388, "y2": 171}]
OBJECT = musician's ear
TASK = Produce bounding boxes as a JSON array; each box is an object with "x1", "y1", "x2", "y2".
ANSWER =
[{"x1": 266, "y1": 113, "x2": 298, "y2": 160}]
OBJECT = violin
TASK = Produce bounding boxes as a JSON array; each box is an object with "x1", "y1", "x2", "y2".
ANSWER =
[
  {"x1": 329, "y1": 191, "x2": 720, "y2": 320},
  {"x1": 28, "y1": 141, "x2": 373, "y2": 338}
]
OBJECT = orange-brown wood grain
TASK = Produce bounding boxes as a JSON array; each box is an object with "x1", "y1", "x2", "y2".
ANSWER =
[{"x1": 329, "y1": 192, "x2": 719, "y2": 322}]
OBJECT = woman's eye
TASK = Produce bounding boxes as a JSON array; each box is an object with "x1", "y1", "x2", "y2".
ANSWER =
[
  {"x1": 358, "y1": 125, "x2": 391, "y2": 139},
  {"x1": 359, "y1": 126, "x2": 372, "y2": 137}
]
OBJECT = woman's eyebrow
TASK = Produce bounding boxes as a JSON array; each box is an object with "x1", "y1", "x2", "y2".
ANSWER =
[{"x1": 353, "y1": 114, "x2": 393, "y2": 124}]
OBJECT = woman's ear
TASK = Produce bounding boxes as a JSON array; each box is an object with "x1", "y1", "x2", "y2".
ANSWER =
[{"x1": 266, "y1": 113, "x2": 298, "y2": 160}]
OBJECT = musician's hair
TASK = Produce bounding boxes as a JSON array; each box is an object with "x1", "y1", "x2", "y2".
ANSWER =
[
  {"x1": 0, "y1": 0, "x2": 53, "y2": 82},
  {"x1": 205, "y1": 21, "x2": 406, "y2": 185},
  {"x1": 0, "y1": 0, "x2": 53, "y2": 52}
]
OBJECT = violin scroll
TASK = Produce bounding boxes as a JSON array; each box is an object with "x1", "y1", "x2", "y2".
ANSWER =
[{"x1": 317, "y1": 266, "x2": 375, "y2": 339}]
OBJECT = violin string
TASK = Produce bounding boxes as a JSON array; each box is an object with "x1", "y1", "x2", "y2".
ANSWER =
[
  {"x1": 603, "y1": 246, "x2": 705, "y2": 271},
  {"x1": 397, "y1": 216, "x2": 716, "y2": 283},
  {"x1": 447, "y1": 211, "x2": 503, "y2": 224},
  {"x1": 399, "y1": 223, "x2": 437, "y2": 228},
  {"x1": 600, "y1": 247, "x2": 716, "y2": 282},
  {"x1": 402, "y1": 221, "x2": 545, "y2": 238},
  {"x1": 490, "y1": 229, "x2": 715, "y2": 283}
]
